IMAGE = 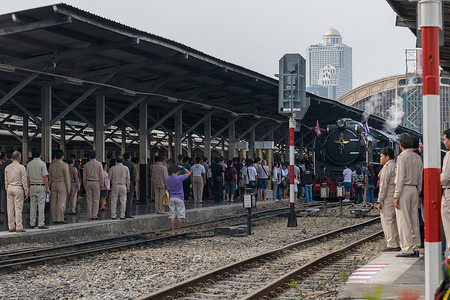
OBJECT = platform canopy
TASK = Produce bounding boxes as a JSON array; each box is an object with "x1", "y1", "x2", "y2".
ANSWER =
[
  {"x1": 0, "y1": 3, "x2": 418, "y2": 151},
  {"x1": 386, "y1": 0, "x2": 450, "y2": 75}
]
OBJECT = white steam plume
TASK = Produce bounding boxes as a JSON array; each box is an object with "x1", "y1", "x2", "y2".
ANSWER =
[
  {"x1": 383, "y1": 96, "x2": 405, "y2": 133},
  {"x1": 362, "y1": 94, "x2": 381, "y2": 122}
]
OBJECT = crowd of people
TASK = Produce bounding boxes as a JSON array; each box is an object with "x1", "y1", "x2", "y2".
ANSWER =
[
  {"x1": 0, "y1": 148, "x2": 138, "y2": 232},
  {"x1": 0, "y1": 148, "x2": 318, "y2": 234}
]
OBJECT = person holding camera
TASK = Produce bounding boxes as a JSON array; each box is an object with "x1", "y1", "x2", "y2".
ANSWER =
[{"x1": 166, "y1": 165, "x2": 191, "y2": 235}]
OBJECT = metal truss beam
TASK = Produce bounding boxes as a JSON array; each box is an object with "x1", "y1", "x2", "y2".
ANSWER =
[
  {"x1": 12, "y1": 37, "x2": 139, "y2": 68},
  {"x1": 259, "y1": 123, "x2": 283, "y2": 141},
  {"x1": 211, "y1": 117, "x2": 240, "y2": 140},
  {"x1": 53, "y1": 92, "x2": 93, "y2": 128},
  {"x1": 237, "y1": 120, "x2": 264, "y2": 140},
  {"x1": 0, "y1": 15, "x2": 72, "y2": 36},
  {"x1": 51, "y1": 72, "x2": 115, "y2": 125},
  {"x1": 182, "y1": 111, "x2": 215, "y2": 136},
  {"x1": 147, "y1": 103, "x2": 185, "y2": 134},
  {"x1": 105, "y1": 95, "x2": 148, "y2": 128},
  {"x1": 0, "y1": 72, "x2": 39, "y2": 107},
  {"x1": 0, "y1": 89, "x2": 40, "y2": 126}
]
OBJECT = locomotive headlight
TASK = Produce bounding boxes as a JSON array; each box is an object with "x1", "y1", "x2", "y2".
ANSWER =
[{"x1": 336, "y1": 118, "x2": 345, "y2": 128}]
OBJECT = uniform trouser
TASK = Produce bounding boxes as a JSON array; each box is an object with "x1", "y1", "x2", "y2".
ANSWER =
[
  {"x1": 154, "y1": 186, "x2": 165, "y2": 213},
  {"x1": 50, "y1": 182, "x2": 67, "y2": 222},
  {"x1": 110, "y1": 184, "x2": 127, "y2": 218},
  {"x1": 7, "y1": 186, "x2": 24, "y2": 230},
  {"x1": 30, "y1": 186, "x2": 46, "y2": 227},
  {"x1": 66, "y1": 183, "x2": 78, "y2": 213},
  {"x1": 380, "y1": 197, "x2": 400, "y2": 248},
  {"x1": 441, "y1": 189, "x2": 450, "y2": 253},
  {"x1": 395, "y1": 186, "x2": 421, "y2": 253},
  {"x1": 86, "y1": 181, "x2": 100, "y2": 219},
  {"x1": 125, "y1": 183, "x2": 135, "y2": 217},
  {"x1": 192, "y1": 176, "x2": 204, "y2": 203}
]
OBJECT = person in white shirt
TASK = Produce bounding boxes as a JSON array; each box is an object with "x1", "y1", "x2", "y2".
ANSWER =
[
  {"x1": 257, "y1": 160, "x2": 270, "y2": 201},
  {"x1": 245, "y1": 159, "x2": 258, "y2": 193},
  {"x1": 190, "y1": 157, "x2": 206, "y2": 203},
  {"x1": 343, "y1": 164, "x2": 353, "y2": 202}
]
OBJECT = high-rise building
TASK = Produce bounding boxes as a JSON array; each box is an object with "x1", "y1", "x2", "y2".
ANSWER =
[{"x1": 306, "y1": 28, "x2": 352, "y2": 100}]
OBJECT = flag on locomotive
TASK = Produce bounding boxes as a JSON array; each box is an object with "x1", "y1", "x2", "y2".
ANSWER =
[
  {"x1": 315, "y1": 120, "x2": 322, "y2": 136},
  {"x1": 364, "y1": 121, "x2": 370, "y2": 134}
]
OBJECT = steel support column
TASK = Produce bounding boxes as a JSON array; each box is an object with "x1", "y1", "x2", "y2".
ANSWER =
[
  {"x1": 168, "y1": 135, "x2": 173, "y2": 159},
  {"x1": 22, "y1": 115, "x2": 28, "y2": 164},
  {"x1": 60, "y1": 119, "x2": 65, "y2": 155},
  {"x1": 249, "y1": 127, "x2": 255, "y2": 158},
  {"x1": 187, "y1": 135, "x2": 193, "y2": 157},
  {"x1": 228, "y1": 118, "x2": 236, "y2": 160},
  {"x1": 204, "y1": 115, "x2": 211, "y2": 164},
  {"x1": 121, "y1": 126, "x2": 126, "y2": 155},
  {"x1": 139, "y1": 101, "x2": 148, "y2": 204},
  {"x1": 95, "y1": 95, "x2": 105, "y2": 162},
  {"x1": 174, "y1": 109, "x2": 182, "y2": 159},
  {"x1": 41, "y1": 86, "x2": 52, "y2": 163}
]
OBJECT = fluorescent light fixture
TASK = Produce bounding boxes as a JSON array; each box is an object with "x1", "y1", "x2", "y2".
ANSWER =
[
  {"x1": 65, "y1": 78, "x2": 84, "y2": 86},
  {"x1": 0, "y1": 64, "x2": 16, "y2": 73},
  {"x1": 231, "y1": 112, "x2": 239, "y2": 117},
  {"x1": 201, "y1": 104, "x2": 212, "y2": 110},
  {"x1": 166, "y1": 97, "x2": 178, "y2": 103},
  {"x1": 255, "y1": 115, "x2": 261, "y2": 119},
  {"x1": 121, "y1": 89, "x2": 136, "y2": 96}
]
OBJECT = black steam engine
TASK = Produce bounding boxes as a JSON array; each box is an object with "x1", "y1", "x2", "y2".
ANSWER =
[{"x1": 312, "y1": 118, "x2": 396, "y2": 198}]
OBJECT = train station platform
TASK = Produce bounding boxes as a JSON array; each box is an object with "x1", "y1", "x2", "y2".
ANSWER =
[
  {"x1": 0, "y1": 197, "x2": 283, "y2": 246},
  {"x1": 338, "y1": 250, "x2": 427, "y2": 299}
]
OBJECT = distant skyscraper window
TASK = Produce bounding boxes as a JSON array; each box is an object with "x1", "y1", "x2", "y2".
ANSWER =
[{"x1": 306, "y1": 28, "x2": 352, "y2": 100}]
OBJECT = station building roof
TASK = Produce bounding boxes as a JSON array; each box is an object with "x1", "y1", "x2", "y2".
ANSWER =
[
  {"x1": 0, "y1": 3, "x2": 418, "y2": 150},
  {"x1": 386, "y1": 0, "x2": 450, "y2": 75}
]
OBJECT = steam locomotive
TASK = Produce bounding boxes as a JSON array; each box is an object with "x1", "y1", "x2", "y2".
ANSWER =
[{"x1": 312, "y1": 118, "x2": 398, "y2": 198}]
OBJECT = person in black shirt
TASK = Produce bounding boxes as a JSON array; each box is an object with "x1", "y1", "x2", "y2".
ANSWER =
[
  {"x1": 211, "y1": 157, "x2": 224, "y2": 203},
  {"x1": 366, "y1": 164, "x2": 376, "y2": 205}
]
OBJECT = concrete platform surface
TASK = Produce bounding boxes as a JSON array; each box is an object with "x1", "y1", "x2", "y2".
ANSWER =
[
  {"x1": 338, "y1": 251, "x2": 425, "y2": 299},
  {"x1": 0, "y1": 199, "x2": 282, "y2": 245}
]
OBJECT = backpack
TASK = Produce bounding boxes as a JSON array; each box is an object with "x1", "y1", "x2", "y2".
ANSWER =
[{"x1": 225, "y1": 167, "x2": 234, "y2": 182}]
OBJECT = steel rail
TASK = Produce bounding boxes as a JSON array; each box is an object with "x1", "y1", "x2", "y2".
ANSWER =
[{"x1": 136, "y1": 217, "x2": 380, "y2": 300}]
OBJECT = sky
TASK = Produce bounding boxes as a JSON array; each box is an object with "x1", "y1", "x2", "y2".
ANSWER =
[{"x1": 0, "y1": 0, "x2": 417, "y2": 89}]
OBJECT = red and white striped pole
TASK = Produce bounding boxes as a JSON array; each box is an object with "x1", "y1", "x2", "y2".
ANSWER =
[
  {"x1": 420, "y1": 1, "x2": 442, "y2": 299},
  {"x1": 287, "y1": 115, "x2": 297, "y2": 227}
]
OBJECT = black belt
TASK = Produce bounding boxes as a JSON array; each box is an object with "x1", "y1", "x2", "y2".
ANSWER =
[
  {"x1": 112, "y1": 183, "x2": 126, "y2": 185},
  {"x1": 87, "y1": 180, "x2": 98, "y2": 182},
  {"x1": 405, "y1": 184, "x2": 417, "y2": 187},
  {"x1": 444, "y1": 187, "x2": 450, "y2": 190},
  {"x1": 30, "y1": 184, "x2": 45, "y2": 186}
]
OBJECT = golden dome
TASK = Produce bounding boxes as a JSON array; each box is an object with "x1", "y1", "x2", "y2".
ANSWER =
[{"x1": 324, "y1": 27, "x2": 340, "y2": 36}]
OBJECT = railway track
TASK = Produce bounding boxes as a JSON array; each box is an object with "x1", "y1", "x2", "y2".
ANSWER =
[
  {"x1": 0, "y1": 204, "x2": 330, "y2": 273},
  {"x1": 137, "y1": 217, "x2": 382, "y2": 300}
]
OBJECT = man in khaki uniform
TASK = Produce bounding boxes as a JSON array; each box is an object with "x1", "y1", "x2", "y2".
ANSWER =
[
  {"x1": 108, "y1": 156, "x2": 130, "y2": 219},
  {"x1": 83, "y1": 150, "x2": 104, "y2": 219},
  {"x1": 5, "y1": 151, "x2": 28, "y2": 232},
  {"x1": 152, "y1": 156, "x2": 168, "y2": 213},
  {"x1": 441, "y1": 128, "x2": 450, "y2": 257},
  {"x1": 394, "y1": 133, "x2": 423, "y2": 257},
  {"x1": 66, "y1": 157, "x2": 80, "y2": 215},
  {"x1": 377, "y1": 146, "x2": 400, "y2": 251},
  {"x1": 27, "y1": 148, "x2": 50, "y2": 229},
  {"x1": 48, "y1": 149, "x2": 70, "y2": 224}
]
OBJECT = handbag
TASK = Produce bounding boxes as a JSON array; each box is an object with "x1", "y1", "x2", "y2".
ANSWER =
[{"x1": 163, "y1": 191, "x2": 169, "y2": 206}]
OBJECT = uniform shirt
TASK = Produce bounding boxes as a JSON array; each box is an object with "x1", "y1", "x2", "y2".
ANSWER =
[
  {"x1": 123, "y1": 159, "x2": 136, "y2": 186},
  {"x1": 0, "y1": 159, "x2": 12, "y2": 190},
  {"x1": 191, "y1": 163, "x2": 205, "y2": 177},
  {"x1": 48, "y1": 159, "x2": 70, "y2": 190},
  {"x1": 69, "y1": 165, "x2": 80, "y2": 187},
  {"x1": 394, "y1": 149, "x2": 423, "y2": 198},
  {"x1": 5, "y1": 161, "x2": 28, "y2": 195},
  {"x1": 108, "y1": 163, "x2": 130, "y2": 190},
  {"x1": 378, "y1": 159, "x2": 396, "y2": 205},
  {"x1": 441, "y1": 151, "x2": 450, "y2": 188},
  {"x1": 83, "y1": 159, "x2": 105, "y2": 189},
  {"x1": 152, "y1": 162, "x2": 168, "y2": 188},
  {"x1": 26, "y1": 157, "x2": 48, "y2": 184}
]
